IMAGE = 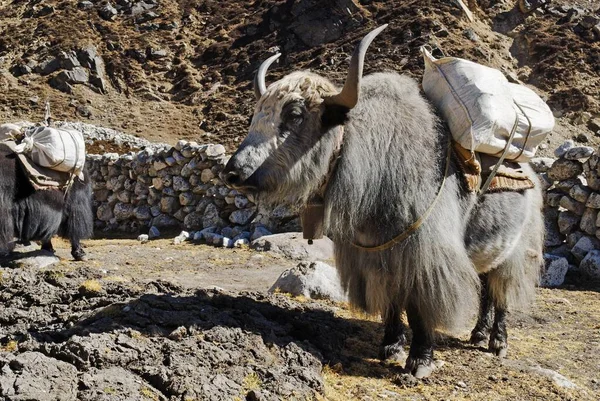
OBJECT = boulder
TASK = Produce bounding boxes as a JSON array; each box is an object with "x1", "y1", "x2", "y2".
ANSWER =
[
  {"x1": 252, "y1": 232, "x2": 334, "y2": 262},
  {"x1": 540, "y1": 255, "x2": 569, "y2": 287},
  {"x1": 269, "y1": 261, "x2": 347, "y2": 302},
  {"x1": 547, "y1": 159, "x2": 583, "y2": 181}
]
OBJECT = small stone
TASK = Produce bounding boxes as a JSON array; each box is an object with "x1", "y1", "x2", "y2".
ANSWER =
[
  {"x1": 548, "y1": 159, "x2": 583, "y2": 181},
  {"x1": 463, "y1": 29, "x2": 479, "y2": 42},
  {"x1": 234, "y1": 238, "x2": 250, "y2": 248},
  {"x1": 234, "y1": 195, "x2": 249, "y2": 209},
  {"x1": 137, "y1": 234, "x2": 149, "y2": 244},
  {"x1": 529, "y1": 157, "x2": 555, "y2": 173},
  {"x1": 580, "y1": 208, "x2": 598, "y2": 235},
  {"x1": 554, "y1": 178, "x2": 583, "y2": 193},
  {"x1": 559, "y1": 196, "x2": 585, "y2": 215},
  {"x1": 554, "y1": 140, "x2": 574, "y2": 158},
  {"x1": 251, "y1": 226, "x2": 273, "y2": 241},
  {"x1": 205, "y1": 144, "x2": 225, "y2": 159},
  {"x1": 558, "y1": 211, "x2": 580, "y2": 235},
  {"x1": 113, "y1": 202, "x2": 135, "y2": 221},
  {"x1": 571, "y1": 236, "x2": 600, "y2": 262},
  {"x1": 546, "y1": 191, "x2": 563, "y2": 208},
  {"x1": 229, "y1": 207, "x2": 257, "y2": 225},
  {"x1": 564, "y1": 146, "x2": 594, "y2": 160},
  {"x1": 149, "y1": 226, "x2": 161, "y2": 239},
  {"x1": 580, "y1": 250, "x2": 600, "y2": 279},
  {"x1": 99, "y1": 3, "x2": 118, "y2": 21},
  {"x1": 566, "y1": 231, "x2": 585, "y2": 249},
  {"x1": 200, "y1": 168, "x2": 215, "y2": 183},
  {"x1": 569, "y1": 185, "x2": 592, "y2": 203}
]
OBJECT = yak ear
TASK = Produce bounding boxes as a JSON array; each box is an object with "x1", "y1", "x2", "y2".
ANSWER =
[{"x1": 321, "y1": 104, "x2": 349, "y2": 132}]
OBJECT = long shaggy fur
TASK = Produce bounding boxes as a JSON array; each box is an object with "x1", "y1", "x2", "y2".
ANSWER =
[
  {"x1": 0, "y1": 145, "x2": 93, "y2": 253},
  {"x1": 228, "y1": 70, "x2": 544, "y2": 337}
]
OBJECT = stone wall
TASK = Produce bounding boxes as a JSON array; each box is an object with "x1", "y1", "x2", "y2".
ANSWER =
[
  {"x1": 88, "y1": 139, "x2": 299, "y2": 246},
  {"x1": 533, "y1": 141, "x2": 600, "y2": 285}
]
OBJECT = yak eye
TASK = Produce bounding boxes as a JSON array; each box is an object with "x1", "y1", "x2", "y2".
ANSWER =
[{"x1": 287, "y1": 109, "x2": 304, "y2": 127}]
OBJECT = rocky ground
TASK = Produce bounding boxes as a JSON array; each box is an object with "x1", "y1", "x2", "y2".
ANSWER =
[
  {"x1": 0, "y1": 0, "x2": 598, "y2": 153},
  {"x1": 1, "y1": 238, "x2": 599, "y2": 400}
]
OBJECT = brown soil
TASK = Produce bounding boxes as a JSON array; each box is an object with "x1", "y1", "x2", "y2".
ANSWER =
[{"x1": 0, "y1": 0, "x2": 598, "y2": 154}]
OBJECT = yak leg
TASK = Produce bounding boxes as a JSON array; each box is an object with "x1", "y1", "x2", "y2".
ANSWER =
[
  {"x1": 71, "y1": 239, "x2": 86, "y2": 261},
  {"x1": 489, "y1": 306, "x2": 508, "y2": 357},
  {"x1": 405, "y1": 304, "x2": 435, "y2": 378},
  {"x1": 470, "y1": 274, "x2": 494, "y2": 347},
  {"x1": 41, "y1": 239, "x2": 55, "y2": 253},
  {"x1": 379, "y1": 304, "x2": 407, "y2": 361}
]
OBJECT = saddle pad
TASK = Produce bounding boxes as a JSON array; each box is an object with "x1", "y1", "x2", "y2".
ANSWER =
[
  {"x1": 452, "y1": 142, "x2": 535, "y2": 193},
  {"x1": 1, "y1": 141, "x2": 71, "y2": 191}
]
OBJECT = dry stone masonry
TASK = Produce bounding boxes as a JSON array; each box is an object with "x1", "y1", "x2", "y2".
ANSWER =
[
  {"x1": 85, "y1": 127, "x2": 300, "y2": 247},
  {"x1": 533, "y1": 140, "x2": 600, "y2": 286}
]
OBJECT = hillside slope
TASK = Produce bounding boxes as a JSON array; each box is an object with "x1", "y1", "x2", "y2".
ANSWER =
[{"x1": 0, "y1": 0, "x2": 598, "y2": 153}]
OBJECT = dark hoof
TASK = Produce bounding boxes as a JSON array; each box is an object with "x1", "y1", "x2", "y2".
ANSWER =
[
  {"x1": 72, "y1": 250, "x2": 87, "y2": 261},
  {"x1": 379, "y1": 343, "x2": 407, "y2": 362},
  {"x1": 469, "y1": 330, "x2": 489, "y2": 348},
  {"x1": 405, "y1": 357, "x2": 436, "y2": 378},
  {"x1": 489, "y1": 337, "x2": 508, "y2": 358}
]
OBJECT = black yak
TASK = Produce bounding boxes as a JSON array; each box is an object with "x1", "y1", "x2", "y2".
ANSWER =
[
  {"x1": 0, "y1": 143, "x2": 93, "y2": 261},
  {"x1": 221, "y1": 25, "x2": 544, "y2": 377}
]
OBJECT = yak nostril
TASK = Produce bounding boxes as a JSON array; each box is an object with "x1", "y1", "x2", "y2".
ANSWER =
[{"x1": 223, "y1": 171, "x2": 241, "y2": 186}]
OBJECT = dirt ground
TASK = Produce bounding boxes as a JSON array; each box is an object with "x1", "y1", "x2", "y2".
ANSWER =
[{"x1": 1, "y1": 238, "x2": 599, "y2": 400}]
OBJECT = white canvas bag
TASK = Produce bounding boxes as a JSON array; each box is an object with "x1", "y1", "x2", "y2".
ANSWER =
[
  {"x1": 14, "y1": 126, "x2": 86, "y2": 180},
  {"x1": 421, "y1": 47, "x2": 554, "y2": 162}
]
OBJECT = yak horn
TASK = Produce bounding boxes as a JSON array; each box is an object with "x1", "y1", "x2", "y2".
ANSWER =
[
  {"x1": 254, "y1": 53, "x2": 281, "y2": 100},
  {"x1": 324, "y1": 24, "x2": 388, "y2": 109}
]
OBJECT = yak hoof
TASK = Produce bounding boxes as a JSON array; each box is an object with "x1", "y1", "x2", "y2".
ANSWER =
[
  {"x1": 489, "y1": 338, "x2": 508, "y2": 358},
  {"x1": 72, "y1": 250, "x2": 87, "y2": 262},
  {"x1": 379, "y1": 343, "x2": 407, "y2": 362},
  {"x1": 405, "y1": 357, "x2": 436, "y2": 379},
  {"x1": 469, "y1": 330, "x2": 489, "y2": 348}
]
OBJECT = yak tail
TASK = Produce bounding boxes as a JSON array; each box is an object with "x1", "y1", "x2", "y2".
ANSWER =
[
  {"x1": 60, "y1": 172, "x2": 94, "y2": 242},
  {"x1": 489, "y1": 192, "x2": 544, "y2": 311}
]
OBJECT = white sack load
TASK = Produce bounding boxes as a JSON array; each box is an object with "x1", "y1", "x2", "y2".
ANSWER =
[
  {"x1": 421, "y1": 48, "x2": 554, "y2": 162},
  {"x1": 14, "y1": 126, "x2": 86, "y2": 179},
  {"x1": 0, "y1": 123, "x2": 24, "y2": 141}
]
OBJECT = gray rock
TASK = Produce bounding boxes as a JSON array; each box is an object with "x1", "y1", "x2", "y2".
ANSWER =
[
  {"x1": 251, "y1": 226, "x2": 273, "y2": 241},
  {"x1": 152, "y1": 214, "x2": 180, "y2": 228},
  {"x1": 160, "y1": 196, "x2": 179, "y2": 214},
  {"x1": 580, "y1": 250, "x2": 600, "y2": 279},
  {"x1": 200, "y1": 168, "x2": 215, "y2": 183},
  {"x1": 529, "y1": 157, "x2": 555, "y2": 173},
  {"x1": 566, "y1": 231, "x2": 585, "y2": 249},
  {"x1": 564, "y1": 146, "x2": 594, "y2": 160},
  {"x1": 113, "y1": 202, "x2": 135, "y2": 220},
  {"x1": 0, "y1": 352, "x2": 78, "y2": 400},
  {"x1": 587, "y1": 170, "x2": 600, "y2": 191},
  {"x1": 51, "y1": 67, "x2": 89, "y2": 93},
  {"x1": 205, "y1": 144, "x2": 226, "y2": 159},
  {"x1": 252, "y1": 232, "x2": 334, "y2": 261},
  {"x1": 172, "y1": 176, "x2": 190, "y2": 192},
  {"x1": 173, "y1": 231, "x2": 190, "y2": 245},
  {"x1": 270, "y1": 261, "x2": 347, "y2": 302},
  {"x1": 585, "y1": 192, "x2": 600, "y2": 209},
  {"x1": 569, "y1": 185, "x2": 591, "y2": 203},
  {"x1": 558, "y1": 211, "x2": 580, "y2": 235},
  {"x1": 202, "y1": 203, "x2": 227, "y2": 228},
  {"x1": 554, "y1": 177, "x2": 583, "y2": 193},
  {"x1": 554, "y1": 140, "x2": 574, "y2": 158},
  {"x1": 559, "y1": 196, "x2": 585, "y2": 215},
  {"x1": 35, "y1": 56, "x2": 60, "y2": 75},
  {"x1": 59, "y1": 50, "x2": 81, "y2": 69},
  {"x1": 134, "y1": 205, "x2": 152, "y2": 220},
  {"x1": 234, "y1": 238, "x2": 250, "y2": 248},
  {"x1": 229, "y1": 207, "x2": 257, "y2": 225},
  {"x1": 545, "y1": 191, "x2": 563, "y2": 208},
  {"x1": 547, "y1": 159, "x2": 583, "y2": 181},
  {"x1": 138, "y1": 234, "x2": 149, "y2": 244},
  {"x1": 96, "y1": 203, "x2": 114, "y2": 222},
  {"x1": 183, "y1": 211, "x2": 203, "y2": 230},
  {"x1": 580, "y1": 208, "x2": 598, "y2": 235},
  {"x1": 540, "y1": 255, "x2": 569, "y2": 287},
  {"x1": 78, "y1": 367, "x2": 163, "y2": 401},
  {"x1": 2, "y1": 250, "x2": 60, "y2": 269},
  {"x1": 78, "y1": 1, "x2": 94, "y2": 10},
  {"x1": 99, "y1": 3, "x2": 118, "y2": 21},
  {"x1": 148, "y1": 226, "x2": 160, "y2": 239},
  {"x1": 179, "y1": 191, "x2": 196, "y2": 206},
  {"x1": 204, "y1": 232, "x2": 225, "y2": 246},
  {"x1": 544, "y1": 208, "x2": 564, "y2": 247},
  {"x1": 571, "y1": 235, "x2": 600, "y2": 262}
]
